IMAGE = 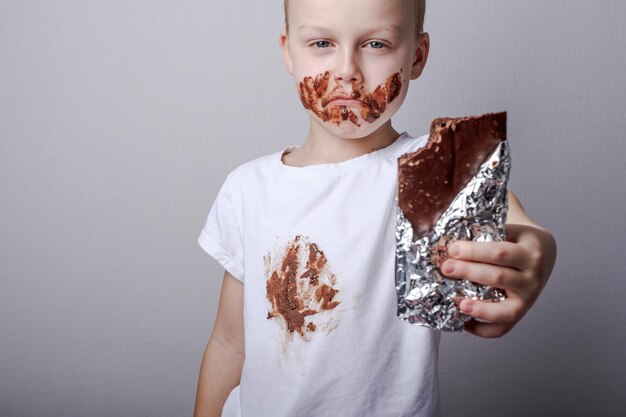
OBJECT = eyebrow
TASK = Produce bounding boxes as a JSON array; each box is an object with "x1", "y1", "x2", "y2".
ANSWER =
[
  {"x1": 297, "y1": 25, "x2": 333, "y2": 34},
  {"x1": 297, "y1": 25, "x2": 402, "y2": 37}
]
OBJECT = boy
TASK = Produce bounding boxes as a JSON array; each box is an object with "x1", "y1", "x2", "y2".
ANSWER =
[{"x1": 194, "y1": 0, "x2": 557, "y2": 416}]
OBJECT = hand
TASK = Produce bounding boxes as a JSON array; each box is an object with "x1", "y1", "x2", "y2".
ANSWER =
[{"x1": 441, "y1": 224, "x2": 557, "y2": 338}]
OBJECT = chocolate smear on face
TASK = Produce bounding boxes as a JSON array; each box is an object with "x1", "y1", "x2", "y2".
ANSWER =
[
  {"x1": 298, "y1": 70, "x2": 403, "y2": 127},
  {"x1": 398, "y1": 112, "x2": 507, "y2": 239},
  {"x1": 266, "y1": 236, "x2": 341, "y2": 341},
  {"x1": 360, "y1": 72, "x2": 402, "y2": 123}
]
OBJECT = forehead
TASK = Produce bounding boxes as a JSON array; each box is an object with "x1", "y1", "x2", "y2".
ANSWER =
[{"x1": 289, "y1": 0, "x2": 415, "y2": 36}]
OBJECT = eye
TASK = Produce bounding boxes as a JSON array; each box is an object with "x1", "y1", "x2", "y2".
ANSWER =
[
  {"x1": 366, "y1": 41, "x2": 386, "y2": 49},
  {"x1": 313, "y1": 40, "x2": 331, "y2": 48}
]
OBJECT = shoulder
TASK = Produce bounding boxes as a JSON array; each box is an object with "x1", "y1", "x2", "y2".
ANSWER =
[
  {"x1": 222, "y1": 148, "x2": 282, "y2": 185},
  {"x1": 210, "y1": 149, "x2": 281, "y2": 208}
]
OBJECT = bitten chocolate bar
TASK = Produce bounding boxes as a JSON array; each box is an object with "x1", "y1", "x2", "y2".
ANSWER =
[{"x1": 395, "y1": 112, "x2": 510, "y2": 331}]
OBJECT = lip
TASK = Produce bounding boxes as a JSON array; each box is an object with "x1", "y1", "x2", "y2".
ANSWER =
[
  {"x1": 325, "y1": 95, "x2": 365, "y2": 107},
  {"x1": 328, "y1": 98, "x2": 362, "y2": 106}
]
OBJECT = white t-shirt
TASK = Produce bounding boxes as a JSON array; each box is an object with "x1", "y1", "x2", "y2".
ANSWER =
[{"x1": 198, "y1": 132, "x2": 441, "y2": 417}]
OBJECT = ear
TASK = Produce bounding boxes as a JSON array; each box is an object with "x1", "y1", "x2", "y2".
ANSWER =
[
  {"x1": 279, "y1": 29, "x2": 294, "y2": 75},
  {"x1": 410, "y1": 32, "x2": 430, "y2": 80}
]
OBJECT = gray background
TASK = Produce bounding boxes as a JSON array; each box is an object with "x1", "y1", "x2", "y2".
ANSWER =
[{"x1": 1, "y1": 1, "x2": 625, "y2": 416}]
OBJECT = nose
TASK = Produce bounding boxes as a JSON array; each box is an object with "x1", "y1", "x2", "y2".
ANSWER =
[{"x1": 334, "y1": 47, "x2": 362, "y2": 85}]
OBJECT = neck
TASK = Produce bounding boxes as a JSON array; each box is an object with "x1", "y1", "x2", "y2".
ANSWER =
[{"x1": 299, "y1": 120, "x2": 401, "y2": 164}]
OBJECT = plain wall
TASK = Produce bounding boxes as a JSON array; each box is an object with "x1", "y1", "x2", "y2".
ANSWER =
[{"x1": 1, "y1": 1, "x2": 625, "y2": 416}]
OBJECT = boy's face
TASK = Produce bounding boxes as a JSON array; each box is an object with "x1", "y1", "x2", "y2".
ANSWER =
[{"x1": 280, "y1": 0, "x2": 429, "y2": 139}]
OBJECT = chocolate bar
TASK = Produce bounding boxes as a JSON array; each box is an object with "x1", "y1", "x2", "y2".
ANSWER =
[{"x1": 395, "y1": 112, "x2": 510, "y2": 331}]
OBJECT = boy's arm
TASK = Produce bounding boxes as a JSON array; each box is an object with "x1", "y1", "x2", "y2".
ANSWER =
[
  {"x1": 441, "y1": 191, "x2": 557, "y2": 338},
  {"x1": 194, "y1": 271, "x2": 245, "y2": 417}
]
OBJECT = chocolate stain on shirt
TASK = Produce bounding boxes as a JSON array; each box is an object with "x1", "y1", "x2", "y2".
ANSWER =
[
  {"x1": 298, "y1": 70, "x2": 403, "y2": 127},
  {"x1": 265, "y1": 236, "x2": 341, "y2": 342}
]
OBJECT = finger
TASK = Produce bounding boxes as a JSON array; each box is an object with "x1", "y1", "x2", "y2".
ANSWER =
[
  {"x1": 463, "y1": 320, "x2": 513, "y2": 338},
  {"x1": 448, "y1": 241, "x2": 530, "y2": 270},
  {"x1": 442, "y1": 259, "x2": 525, "y2": 290},
  {"x1": 459, "y1": 297, "x2": 525, "y2": 324}
]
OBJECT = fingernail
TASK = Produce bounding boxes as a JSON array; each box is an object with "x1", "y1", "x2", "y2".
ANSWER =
[
  {"x1": 448, "y1": 244, "x2": 460, "y2": 257},
  {"x1": 442, "y1": 261, "x2": 454, "y2": 274},
  {"x1": 461, "y1": 300, "x2": 474, "y2": 314}
]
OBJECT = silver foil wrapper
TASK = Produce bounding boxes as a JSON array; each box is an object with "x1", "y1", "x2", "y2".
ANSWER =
[{"x1": 395, "y1": 141, "x2": 511, "y2": 331}]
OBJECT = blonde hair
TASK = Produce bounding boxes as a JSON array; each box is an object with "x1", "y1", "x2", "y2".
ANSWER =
[{"x1": 284, "y1": 0, "x2": 426, "y2": 36}]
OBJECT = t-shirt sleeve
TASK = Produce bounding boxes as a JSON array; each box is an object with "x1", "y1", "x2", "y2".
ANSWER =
[{"x1": 197, "y1": 170, "x2": 245, "y2": 283}]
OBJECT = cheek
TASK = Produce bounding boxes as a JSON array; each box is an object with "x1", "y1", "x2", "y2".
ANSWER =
[
  {"x1": 298, "y1": 71, "x2": 332, "y2": 110},
  {"x1": 356, "y1": 70, "x2": 404, "y2": 123}
]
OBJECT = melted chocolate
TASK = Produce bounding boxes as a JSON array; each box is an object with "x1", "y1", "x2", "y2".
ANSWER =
[
  {"x1": 298, "y1": 70, "x2": 403, "y2": 127},
  {"x1": 398, "y1": 112, "x2": 507, "y2": 238},
  {"x1": 315, "y1": 285, "x2": 340, "y2": 310},
  {"x1": 265, "y1": 236, "x2": 341, "y2": 340}
]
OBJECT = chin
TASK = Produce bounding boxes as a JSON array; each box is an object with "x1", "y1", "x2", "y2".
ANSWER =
[
  {"x1": 313, "y1": 113, "x2": 390, "y2": 140},
  {"x1": 328, "y1": 121, "x2": 379, "y2": 139}
]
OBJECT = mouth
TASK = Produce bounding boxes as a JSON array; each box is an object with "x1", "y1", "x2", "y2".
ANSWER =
[
  {"x1": 328, "y1": 98, "x2": 363, "y2": 107},
  {"x1": 323, "y1": 94, "x2": 366, "y2": 108}
]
